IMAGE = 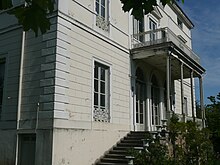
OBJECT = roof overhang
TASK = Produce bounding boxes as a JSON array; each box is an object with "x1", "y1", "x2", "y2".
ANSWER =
[{"x1": 131, "y1": 42, "x2": 205, "y2": 79}]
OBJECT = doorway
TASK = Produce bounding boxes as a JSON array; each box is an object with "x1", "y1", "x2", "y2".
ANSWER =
[{"x1": 135, "y1": 68, "x2": 146, "y2": 131}]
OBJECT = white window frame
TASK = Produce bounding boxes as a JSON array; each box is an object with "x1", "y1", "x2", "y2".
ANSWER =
[
  {"x1": 92, "y1": 59, "x2": 111, "y2": 122},
  {"x1": 95, "y1": 0, "x2": 108, "y2": 20}
]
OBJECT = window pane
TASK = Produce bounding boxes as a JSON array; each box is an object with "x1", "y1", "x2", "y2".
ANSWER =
[
  {"x1": 101, "y1": 0, "x2": 105, "y2": 6},
  {"x1": 94, "y1": 80, "x2": 98, "y2": 92},
  {"x1": 100, "y1": 94, "x2": 105, "y2": 107},
  {"x1": 155, "y1": 116, "x2": 159, "y2": 125},
  {"x1": 94, "y1": 65, "x2": 98, "y2": 79},
  {"x1": 155, "y1": 107, "x2": 158, "y2": 115},
  {"x1": 136, "y1": 112, "x2": 139, "y2": 123},
  {"x1": 101, "y1": 81, "x2": 105, "y2": 94},
  {"x1": 140, "y1": 103, "x2": 143, "y2": 113},
  {"x1": 94, "y1": 93, "x2": 98, "y2": 106},
  {"x1": 140, "y1": 114, "x2": 143, "y2": 124},
  {"x1": 101, "y1": 6, "x2": 105, "y2": 18},
  {"x1": 152, "y1": 108, "x2": 154, "y2": 125},
  {"x1": 136, "y1": 102, "x2": 139, "y2": 123},
  {"x1": 95, "y1": 1, "x2": 99, "y2": 14},
  {"x1": 101, "y1": 68, "x2": 105, "y2": 80},
  {"x1": 139, "y1": 19, "x2": 144, "y2": 33},
  {"x1": 133, "y1": 18, "x2": 138, "y2": 35}
]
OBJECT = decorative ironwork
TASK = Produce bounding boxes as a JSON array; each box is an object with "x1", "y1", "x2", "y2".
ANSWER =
[
  {"x1": 96, "y1": 15, "x2": 109, "y2": 31},
  {"x1": 93, "y1": 106, "x2": 110, "y2": 122}
]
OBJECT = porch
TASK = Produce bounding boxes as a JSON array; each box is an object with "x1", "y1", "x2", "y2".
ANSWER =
[{"x1": 130, "y1": 27, "x2": 206, "y2": 130}]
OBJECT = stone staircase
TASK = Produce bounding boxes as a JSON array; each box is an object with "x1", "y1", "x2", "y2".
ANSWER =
[{"x1": 94, "y1": 131, "x2": 148, "y2": 165}]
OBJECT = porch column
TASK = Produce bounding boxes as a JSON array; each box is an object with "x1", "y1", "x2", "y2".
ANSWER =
[
  {"x1": 199, "y1": 76, "x2": 205, "y2": 128},
  {"x1": 190, "y1": 70, "x2": 195, "y2": 122},
  {"x1": 166, "y1": 54, "x2": 171, "y2": 119},
  {"x1": 159, "y1": 87, "x2": 165, "y2": 121},
  {"x1": 146, "y1": 83, "x2": 152, "y2": 131},
  {"x1": 180, "y1": 62, "x2": 185, "y2": 122}
]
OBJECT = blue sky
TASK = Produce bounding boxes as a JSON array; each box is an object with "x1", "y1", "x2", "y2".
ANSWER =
[{"x1": 179, "y1": 1, "x2": 220, "y2": 104}]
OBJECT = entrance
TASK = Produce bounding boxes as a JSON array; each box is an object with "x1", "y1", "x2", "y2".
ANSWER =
[{"x1": 135, "y1": 68, "x2": 146, "y2": 131}]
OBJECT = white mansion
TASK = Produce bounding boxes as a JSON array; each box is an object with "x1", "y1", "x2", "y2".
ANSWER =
[{"x1": 0, "y1": 0, "x2": 205, "y2": 164}]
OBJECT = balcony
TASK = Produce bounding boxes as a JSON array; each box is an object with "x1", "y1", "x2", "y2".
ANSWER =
[{"x1": 131, "y1": 27, "x2": 200, "y2": 64}]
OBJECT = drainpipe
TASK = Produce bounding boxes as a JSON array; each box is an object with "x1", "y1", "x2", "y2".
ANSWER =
[{"x1": 15, "y1": 29, "x2": 26, "y2": 165}]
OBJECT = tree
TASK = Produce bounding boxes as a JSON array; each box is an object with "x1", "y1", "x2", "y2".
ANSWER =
[
  {"x1": 206, "y1": 93, "x2": 220, "y2": 155},
  {"x1": 0, "y1": 0, "x2": 54, "y2": 36},
  {"x1": 0, "y1": 0, "x2": 184, "y2": 36},
  {"x1": 120, "y1": 0, "x2": 184, "y2": 20}
]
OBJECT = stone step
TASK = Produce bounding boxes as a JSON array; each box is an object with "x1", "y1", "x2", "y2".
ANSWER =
[
  {"x1": 121, "y1": 139, "x2": 143, "y2": 143},
  {"x1": 117, "y1": 142, "x2": 143, "y2": 147},
  {"x1": 109, "y1": 150, "x2": 127, "y2": 155},
  {"x1": 96, "y1": 163, "x2": 128, "y2": 165},
  {"x1": 105, "y1": 153, "x2": 126, "y2": 159},
  {"x1": 113, "y1": 146, "x2": 132, "y2": 151},
  {"x1": 100, "y1": 158, "x2": 128, "y2": 163}
]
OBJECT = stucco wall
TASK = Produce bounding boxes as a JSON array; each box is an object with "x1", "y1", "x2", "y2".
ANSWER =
[
  {"x1": 54, "y1": 13, "x2": 131, "y2": 129},
  {"x1": 52, "y1": 127, "x2": 128, "y2": 165}
]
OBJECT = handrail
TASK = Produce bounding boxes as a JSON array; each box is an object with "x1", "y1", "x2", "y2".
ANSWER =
[{"x1": 131, "y1": 27, "x2": 200, "y2": 64}]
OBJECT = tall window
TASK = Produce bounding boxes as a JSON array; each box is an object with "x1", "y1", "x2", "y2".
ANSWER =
[
  {"x1": 93, "y1": 61, "x2": 110, "y2": 122},
  {"x1": 95, "y1": 0, "x2": 109, "y2": 31},
  {"x1": 133, "y1": 18, "x2": 144, "y2": 42},
  {"x1": 149, "y1": 18, "x2": 157, "y2": 41},
  {"x1": 151, "y1": 75, "x2": 160, "y2": 125},
  {"x1": 0, "y1": 59, "x2": 5, "y2": 119}
]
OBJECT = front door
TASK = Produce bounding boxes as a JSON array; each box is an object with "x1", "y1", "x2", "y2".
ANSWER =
[{"x1": 135, "y1": 81, "x2": 146, "y2": 131}]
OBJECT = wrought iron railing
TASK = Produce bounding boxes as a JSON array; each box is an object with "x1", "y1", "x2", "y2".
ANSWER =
[{"x1": 131, "y1": 27, "x2": 200, "y2": 64}]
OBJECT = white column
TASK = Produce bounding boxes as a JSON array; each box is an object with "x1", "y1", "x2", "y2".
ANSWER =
[
  {"x1": 146, "y1": 83, "x2": 152, "y2": 131},
  {"x1": 159, "y1": 87, "x2": 165, "y2": 122},
  {"x1": 166, "y1": 55, "x2": 171, "y2": 119},
  {"x1": 190, "y1": 70, "x2": 195, "y2": 122},
  {"x1": 180, "y1": 62, "x2": 185, "y2": 122}
]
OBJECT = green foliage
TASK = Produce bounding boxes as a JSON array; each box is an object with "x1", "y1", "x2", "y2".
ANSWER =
[
  {"x1": 0, "y1": 0, "x2": 12, "y2": 10},
  {"x1": 120, "y1": 0, "x2": 184, "y2": 20},
  {"x1": 129, "y1": 132, "x2": 169, "y2": 165},
  {"x1": 131, "y1": 114, "x2": 215, "y2": 165},
  {"x1": 0, "y1": 0, "x2": 54, "y2": 36},
  {"x1": 206, "y1": 93, "x2": 220, "y2": 154}
]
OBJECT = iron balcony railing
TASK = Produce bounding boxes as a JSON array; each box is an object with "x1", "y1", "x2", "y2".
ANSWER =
[{"x1": 131, "y1": 27, "x2": 200, "y2": 64}]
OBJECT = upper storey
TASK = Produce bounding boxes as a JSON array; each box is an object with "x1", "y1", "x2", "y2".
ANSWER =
[
  {"x1": 0, "y1": 0, "x2": 196, "y2": 54},
  {"x1": 57, "y1": 0, "x2": 130, "y2": 49},
  {"x1": 57, "y1": 0, "x2": 195, "y2": 52}
]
